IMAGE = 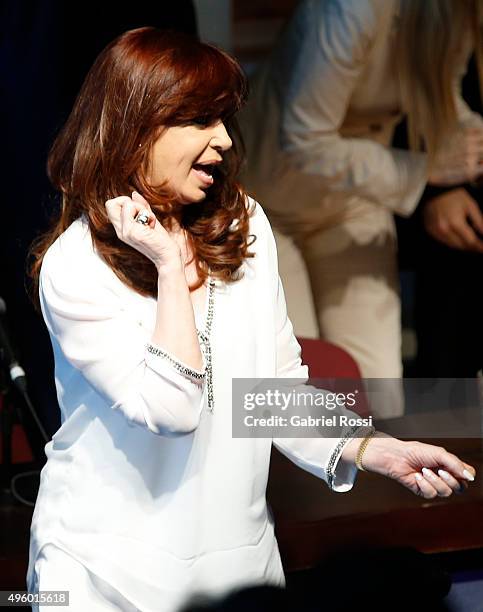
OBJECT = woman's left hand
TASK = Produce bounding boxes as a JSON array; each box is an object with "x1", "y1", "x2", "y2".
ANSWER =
[{"x1": 356, "y1": 433, "x2": 476, "y2": 499}]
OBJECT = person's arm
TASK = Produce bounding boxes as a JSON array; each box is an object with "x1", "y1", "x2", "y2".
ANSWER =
[
  {"x1": 420, "y1": 46, "x2": 483, "y2": 251},
  {"x1": 427, "y1": 47, "x2": 483, "y2": 187},
  {"x1": 253, "y1": 206, "x2": 366, "y2": 492},
  {"x1": 259, "y1": 203, "x2": 477, "y2": 497},
  {"x1": 270, "y1": 274, "x2": 364, "y2": 493},
  {"x1": 40, "y1": 196, "x2": 206, "y2": 437},
  {"x1": 106, "y1": 192, "x2": 204, "y2": 371},
  {"x1": 279, "y1": 0, "x2": 427, "y2": 216},
  {"x1": 422, "y1": 187, "x2": 483, "y2": 252},
  {"x1": 270, "y1": 260, "x2": 477, "y2": 498},
  {"x1": 339, "y1": 429, "x2": 476, "y2": 499}
]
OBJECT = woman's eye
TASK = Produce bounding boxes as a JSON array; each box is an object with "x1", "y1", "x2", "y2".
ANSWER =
[{"x1": 191, "y1": 117, "x2": 211, "y2": 127}]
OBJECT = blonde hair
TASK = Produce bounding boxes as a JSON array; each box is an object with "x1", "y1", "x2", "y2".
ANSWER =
[{"x1": 397, "y1": 0, "x2": 483, "y2": 160}]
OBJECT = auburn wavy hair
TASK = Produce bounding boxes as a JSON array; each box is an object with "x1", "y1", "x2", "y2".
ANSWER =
[{"x1": 29, "y1": 27, "x2": 255, "y2": 305}]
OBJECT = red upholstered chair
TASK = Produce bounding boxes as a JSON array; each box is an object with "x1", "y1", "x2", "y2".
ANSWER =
[{"x1": 296, "y1": 337, "x2": 370, "y2": 417}]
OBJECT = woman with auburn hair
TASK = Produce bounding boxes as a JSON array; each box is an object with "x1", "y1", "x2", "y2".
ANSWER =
[{"x1": 27, "y1": 27, "x2": 476, "y2": 612}]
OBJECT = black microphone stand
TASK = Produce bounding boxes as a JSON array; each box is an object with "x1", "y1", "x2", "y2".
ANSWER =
[
  {"x1": 0, "y1": 362, "x2": 48, "y2": 505},
  {"x1": 0, "y1": 365, "x2": 13, "y2": 492}
]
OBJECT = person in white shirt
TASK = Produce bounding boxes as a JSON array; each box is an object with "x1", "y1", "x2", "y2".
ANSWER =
[
  {"x1": 239, "y1": 0, "x2": 483, "y2": 391},
  {"x1": 27, "y1": 27, "x2": 476, "y2": 612}
]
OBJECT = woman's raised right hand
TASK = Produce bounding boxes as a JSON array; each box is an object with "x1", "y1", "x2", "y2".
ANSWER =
[{"x1": 105, "y1": 191, "x2": 183, "y2": 273}]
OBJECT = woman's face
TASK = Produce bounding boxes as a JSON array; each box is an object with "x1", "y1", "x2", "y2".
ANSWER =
[{"x1": 148, "y1": 120, "x2": 233, "y2": 204}]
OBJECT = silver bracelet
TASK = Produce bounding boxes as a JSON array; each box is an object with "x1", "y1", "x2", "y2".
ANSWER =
[
  {"x1": 146, "y1": 343, "x2": 205, "y2": 381},
  {"x1": 146, "y1": 276, "x2": 216, "y2": 412},
  {"x1": 326, "y1": 424, "x2": 371, "y2": 490}
]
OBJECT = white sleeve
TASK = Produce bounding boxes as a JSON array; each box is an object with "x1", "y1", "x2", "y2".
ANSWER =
[
  {"x1": 40, "y1": 254, "x2": 205, "y2": 437},
  {"x1": 279, "y1": 0, "x2": 427, "y2": 216},
  {"x1": 259, "y1": 207, "x2": 364, "y2": 492},
  {"x1": 430, "y1": 40, "x2": 483, "y2": 172}
]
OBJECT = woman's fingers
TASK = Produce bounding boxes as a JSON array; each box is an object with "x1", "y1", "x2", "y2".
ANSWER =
[
  {"x1": 414, "y1": 473, "x2": 438, "y2": 499},
  {"x1": 452, "y1": 221, "x2": 483, "y2": 252},
  {"x1": 408, "y1": 444, "x2": 477, "y2": 499},
  {"x1": 423, "y1": 190, "x2": 483, "y2": 252},
  {"x1": 421, "y1": 468, "x2": 453, "y2": 497},
  {"x1": 437, "y1": 450, "x2": 476, "y2": 483},
  {"x1": 104, "y1": 193, "x2": 181, "y2": 268},
  {"x1": 105, "y1": 195, "x2": 130, "y2": 218},
  {"x1": 437, "y1": 469, "x2": 468, "y2": 494},
  {"x1": 435, "y1": 227, "x2": 466, "y2": 250},
  {"x1": 130, "y1": 191, "x2": 156, "y2": 229},
  {"x1": 131, "y1": 190, "x2": 150, "y2": 209},
  {"x1": 414, "y1": 468, "x2": 460, "y2": 499},
  {"x1": 105, "y1": 196, "x2": 132, "y2": 234},
  {"x1": 466, "y1": 198, "x2": 483, "y2": 234},
  {"x1": 105, "y1": 194, "x2": 155, "y2": 239},
  {"x1": 120, "y1": 198, "x2": 140, "y2": 237}
]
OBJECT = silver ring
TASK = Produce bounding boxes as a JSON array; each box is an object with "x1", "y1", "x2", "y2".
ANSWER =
[{"x1": 135, "y1": 211, "x2": 150, "y2": 226}]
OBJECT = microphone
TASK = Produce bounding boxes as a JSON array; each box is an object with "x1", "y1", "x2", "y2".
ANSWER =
[{"x1": 0, "y1": 297, "x2": 27, "y2": 394}]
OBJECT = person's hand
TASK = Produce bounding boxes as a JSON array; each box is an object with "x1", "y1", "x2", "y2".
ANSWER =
[
  {"x1": 428, "y1": 127, "x2": 483, "y2": 186},
  {"x1": 105, "y1": 191, "x2": 183, "y2": 273},
  {"x1": 422, "y1": 188, "x2": 483, "y2": 253},
  {"x1": 356, "y1": 433, "x2": 476, "y2": 499}
]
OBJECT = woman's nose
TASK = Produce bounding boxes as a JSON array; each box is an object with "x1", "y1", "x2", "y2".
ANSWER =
[{"x1": 211, "y1": 121, "x2": 232, "y2": 151}]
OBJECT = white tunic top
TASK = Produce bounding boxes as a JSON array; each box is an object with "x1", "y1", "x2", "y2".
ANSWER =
[{"x1": 27, "y1": 198, "x2": 361, "y2": 612}]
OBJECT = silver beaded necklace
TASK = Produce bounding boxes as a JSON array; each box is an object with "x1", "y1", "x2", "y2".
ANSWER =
[{"x1": 197, "y1": 275, "x2": 216, "y2": 413}]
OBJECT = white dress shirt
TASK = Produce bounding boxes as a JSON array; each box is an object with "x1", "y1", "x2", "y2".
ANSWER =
[{"x1": 27, "y1": 198, "x2": 363, "y2": 612}]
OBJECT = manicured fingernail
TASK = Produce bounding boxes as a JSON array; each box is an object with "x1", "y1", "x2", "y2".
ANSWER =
[
  {"x1": 415, "y1": 473, "x2": 423, "y2": 481},
  {"x1": 422, "y1": 467, "x2": 436, "y2": 480},
  {"x1": 463, "y1": 469, "x2": 475, "y2": 481},
  {"x1": 438, "y1": 469, "x2": 451, "y2": 481}
]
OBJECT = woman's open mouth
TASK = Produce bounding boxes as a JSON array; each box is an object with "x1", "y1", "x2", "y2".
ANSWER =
[{"x1": 192, "y1": 163, "x2": 215, "y2": 186}]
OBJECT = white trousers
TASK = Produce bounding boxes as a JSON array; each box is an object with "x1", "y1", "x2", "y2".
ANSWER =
[{"x1": 30, "y1": 544, "x2": 139, "y2": 612}]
